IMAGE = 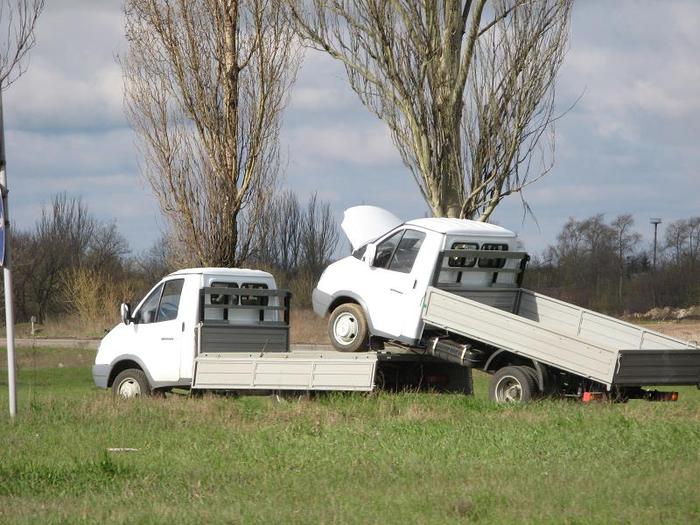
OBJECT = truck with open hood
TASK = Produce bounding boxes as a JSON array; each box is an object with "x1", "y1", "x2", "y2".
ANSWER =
[{"x1": 313, "y1": 206, "x2": 700, "y2": 403}]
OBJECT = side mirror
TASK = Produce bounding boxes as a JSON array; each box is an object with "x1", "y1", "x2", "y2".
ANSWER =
[
  {"x1": 120, "y1": 303, "x2": 132, "y2": 325},
  {"x1": 363, "y1": 243, "x2": 377, "y2": 267}
]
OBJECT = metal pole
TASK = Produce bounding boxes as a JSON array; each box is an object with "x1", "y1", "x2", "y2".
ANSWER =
[
  {"x1": 650, "y1": 218, "x2": 662, "y2": 271},
  {"x1": 0, "y1": 89, "x2": 17, "y2": 418},
  {"x1": 653, "y1": 223, "x2": 658, "y2": 270}
]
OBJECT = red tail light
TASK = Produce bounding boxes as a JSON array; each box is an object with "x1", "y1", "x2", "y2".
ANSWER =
[{"x1": 582, "y1": 391, "x2": 604, "y2": 403}]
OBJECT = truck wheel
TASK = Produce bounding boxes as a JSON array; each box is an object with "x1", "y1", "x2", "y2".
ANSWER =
[
  {"x1": 328, "y1": 303, "x2": 369, "y2": 352},
  {"x1": 489, "y1": 366, "x2": 536, "y2": 403},
  {"x1": 112, "y1": 368, "x2": 150, "y2": 399}
]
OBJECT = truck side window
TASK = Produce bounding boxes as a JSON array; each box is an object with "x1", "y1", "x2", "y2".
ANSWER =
[
  {"x1": 448, "y1": 242, "x2": 479, "y2": 267},
  {"x1": 156, "y1": 279, "x2": 185, "y2": 322},
  {"x1": 241, "y1": 283, "x2": 269, "y2": 306},
  {"x1": 136, "y1": 284, "x2": 163, "y2": 324},
  {"x1": 373, "y1": 230, "x2": 404, "y2": 269},
  {"x1": 479, "y1": 243, "x2": 508, "y2": 269},
  {"x1": 388, "y1": 229, "x2": 426, "y2": 273},
  {"x1": 210, "y1": 281, "x2": 239, "y2": 306}
]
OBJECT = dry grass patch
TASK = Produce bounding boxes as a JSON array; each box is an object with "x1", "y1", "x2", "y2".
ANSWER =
[{"x1": 290, "y1": 309, "x2": 328, "y2": 344}]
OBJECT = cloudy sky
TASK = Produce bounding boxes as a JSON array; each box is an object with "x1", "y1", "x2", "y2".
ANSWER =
[{"x1": 3, "y1": 0, "x2": 699, "y2": 257}]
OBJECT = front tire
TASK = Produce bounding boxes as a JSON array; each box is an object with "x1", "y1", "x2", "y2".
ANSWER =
[
  {"x1": 328, "y1": 303, "x2": 369, "y2": 352},
  {"x1": 112, "y1": 368, "x2": 150, "y2": 399},
  {"x1": 489, "y1": 366, "x2": 536, "y2": 403}
]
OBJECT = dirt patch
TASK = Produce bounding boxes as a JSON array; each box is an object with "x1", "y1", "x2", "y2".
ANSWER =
[{"x1": 637, "y1": 320, "x2": 700, "y2": 343}]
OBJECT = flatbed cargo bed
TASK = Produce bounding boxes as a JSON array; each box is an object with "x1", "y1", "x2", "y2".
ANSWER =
[{"x1": 422, "y1": 286, "x2": 700, "y2": 388}]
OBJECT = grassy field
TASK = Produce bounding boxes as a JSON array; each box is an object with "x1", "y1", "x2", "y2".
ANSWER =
[
  {"x1": 4, "y1": 309, "x2": 332, "y2": 345},
  {"x1": 1, "y1": 346, "x2": 699, "y2": 524}
]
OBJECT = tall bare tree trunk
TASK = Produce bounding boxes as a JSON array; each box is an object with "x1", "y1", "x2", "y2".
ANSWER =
[{"x1": 123, "y1": 0, "x2": 301, "y2": 267}]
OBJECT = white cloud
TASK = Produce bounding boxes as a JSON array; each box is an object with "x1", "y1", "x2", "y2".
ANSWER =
[{"x1": 287, "y1": 123, "x2": 400, "y2": 168}]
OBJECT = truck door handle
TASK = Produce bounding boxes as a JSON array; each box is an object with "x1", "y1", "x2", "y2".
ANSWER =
[
  {"x1": 390, "y1": 288, "x2": 404, "y2": 294},
  {"x1": 161, "y1": 337, "x2": 174, "y2": 341}
]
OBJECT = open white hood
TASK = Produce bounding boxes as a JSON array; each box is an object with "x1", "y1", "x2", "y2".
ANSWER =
[{"x1": 341, "y1": 206, "x2": 403, "y2": 251}]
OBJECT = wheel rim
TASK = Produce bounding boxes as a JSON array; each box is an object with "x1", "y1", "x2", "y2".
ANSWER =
[
  {"x1": 117, "y1": 377, "x2": 142, "y2": 399},
  {"x1": 495, "y1": 375, "x2": 522, "y2": 402},
  {"x1": 333, "y1": 312, "x2": 358, "y2": 345}
]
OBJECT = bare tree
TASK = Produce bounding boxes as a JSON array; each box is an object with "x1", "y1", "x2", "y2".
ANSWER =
[
  {"x1": 611, "y1": 214, "x2": 641, "y2": 308},
  {"x1": 301, "y1": 192, "x2": 338, "y2": 276},
  {"x1": 252, "y1": 189, "x2": 336, "y2": 278},
  {"x1": 0, "y1": 0, "x2": 44, "y2": 87},
  {"x1": 289, "y1": 0, "x2": 572, "y2": 220},
  {"x1": 123, "y1": 0, "x2": 302, "y2": 267},
  {"x1": 275, "y1": 190, "x2": 303, "y2": 275},
  {"x1": 29, "y1": 194, "x2": 97, "y2": 320},
  {"x1": 664, "y1": 219, "x2": 689, "y2": 265}
]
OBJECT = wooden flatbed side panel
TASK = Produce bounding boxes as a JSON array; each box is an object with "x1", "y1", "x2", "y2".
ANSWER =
[
  {"x1": 423, "y1": 287, "x2": 618, "y2": 384},
  {"x1": 192, "y1": 352, "x2": 377, "y2": 391}
]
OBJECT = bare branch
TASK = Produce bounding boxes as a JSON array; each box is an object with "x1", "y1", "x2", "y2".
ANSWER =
[{"x1": 0, "y1": 0, "x2": 44, "y2": 88}]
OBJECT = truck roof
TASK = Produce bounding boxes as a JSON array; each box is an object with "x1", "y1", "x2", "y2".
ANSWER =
[
  {"x1": 406, "y1": 217, "x2": 515, "y2": 237},
  {"x1": 168, "y1": 267, "x2": 274, "y2": 279}
]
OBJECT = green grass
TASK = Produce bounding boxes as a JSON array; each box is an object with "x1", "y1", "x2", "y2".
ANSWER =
[{"x1": 0, "y1": 349, "x2": 699, "y2": 524}]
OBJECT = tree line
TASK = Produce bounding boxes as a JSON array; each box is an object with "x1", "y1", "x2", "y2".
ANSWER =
[
  {"x1": 7, "y1": 191, "x2": 338, "y2": 325},
  {"x1": 525, "y1": 214, "x2": 700, "y2": 314}
]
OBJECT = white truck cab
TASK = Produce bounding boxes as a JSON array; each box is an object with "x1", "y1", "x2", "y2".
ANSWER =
[
  {"x1": 313, "y1": 205, "x2": 519, "y2": 350},
  {"x1": 93, "y1": 268, "x2": 278, "y2": 397}
]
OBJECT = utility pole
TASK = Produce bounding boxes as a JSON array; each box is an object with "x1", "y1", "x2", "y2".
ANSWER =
[
  {"x1": 650, "y1": 217, "x2": 662, "y2": 309},
  {"x1": 650, "y1": 218, "x2": 662, "y2": 270},
  {"x1": 0, "y1": 89, "x2": 17, "y2": 418}
]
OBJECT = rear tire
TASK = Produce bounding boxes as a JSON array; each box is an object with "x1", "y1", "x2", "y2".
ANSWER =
[
  {"x1": 489, "y1": 366, "x2": 537, "y2": 403},
  {"x1": 328, "y1": 303, "x2": 369, "y2": 352},
  {"x1": 112, "y1": 368, "x2": 150, "y2": 399}
]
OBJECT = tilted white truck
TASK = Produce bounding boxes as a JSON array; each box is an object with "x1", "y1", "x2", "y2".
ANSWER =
[
  {"x1": 313, "y1": 206, "x2": 700, "y2": 402},
  {"x1": 93, "y1": 268, "x2": 471, "y2": 398}
]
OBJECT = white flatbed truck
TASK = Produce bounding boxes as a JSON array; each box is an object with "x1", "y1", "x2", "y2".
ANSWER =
[
  {"x1": 313, "y1": 206, "x2": 700, "y2": 403},
  {"x1": 92, "y1": 268, "x2": 471, "y2": 398}
]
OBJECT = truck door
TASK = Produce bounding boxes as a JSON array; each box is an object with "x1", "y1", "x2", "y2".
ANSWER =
[
  {"x1": 366, "y1": 228, "x2": 427, "y2": 339},
  {"x1": 129, "y1": 278, "x2": 186, "y2": 384}
]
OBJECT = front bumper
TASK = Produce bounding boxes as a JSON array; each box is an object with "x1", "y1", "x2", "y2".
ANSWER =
[
  {"x1": 312, "y1": 288, "x2": 332, "y2": 317},
  {"x1": 92, "y1": 364, "x2": 110, "y2": 389}
]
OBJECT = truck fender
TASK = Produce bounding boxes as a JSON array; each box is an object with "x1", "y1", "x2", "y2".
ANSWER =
[
  {"x1": 483, "y1": 350, "x2": 546, "y2": 392},
  {"x1": 329, "y1": 291, "x2": 378, "y2": 333},
  {"x1": 328, "y1": 291, "x2": 417, "y2": 345},
  {"x1": 108, "y1": 354, "x2": 154, "y2": 387}
]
